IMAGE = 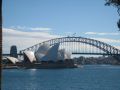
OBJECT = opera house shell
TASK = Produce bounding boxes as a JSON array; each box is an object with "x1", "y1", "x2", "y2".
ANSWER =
[
  {"x1": 21, "y1": 43, "x2": 77, "y2": 68},
  {"x1": 2, "y1": 43, "x2": 76, "y2": 69},
  {"x1": 23, "y1": 51, "x2": 36, "y2": 63},
  {"x1": 23, "y1": 43, "x2": 71, "y2": 62},
  {"x1": 6, "y1": 57, "x2": 19, "y2": 64},
  {"x1": 35, "y1": 43, "x2": 50, "y2": 61},
  {"x1": 2, "y1": 57, "x2": 20, "y2": 69}
]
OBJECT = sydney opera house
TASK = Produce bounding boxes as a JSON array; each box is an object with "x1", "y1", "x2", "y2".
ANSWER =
[{"x1": 2, "y1": 43, "x2": 77, "y2": 69}]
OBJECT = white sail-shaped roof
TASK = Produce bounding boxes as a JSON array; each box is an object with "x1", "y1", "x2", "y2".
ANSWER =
[
  {"x1": 6, "y1": 57, "x2": 19, "y2": 64},
  {"x1": 35, "y1": 43, "x2": 50, "y2": 61},
  {"x1": 35, "y1": 53, "x2": 45, "y2": 61},
  {"x1": 41, "y1": 43, "x2": 60, "y2": 61},
  {"x1": 24, "y1": 51, "x2": 36, "y2": 63},
  {"x1": 64, "y1": 51, "x2": 71, "y2": 59},
  {"x1": 34, "y1": 43, "x2": 71, "y2": 61},
  {"x1": 36, "y1": 43, "x2": 50, "y2": 54},
  {"x1": 57, "y1": 49, "x2": 65, "y2": 60},
  {"x1": 57, "y1": 49, "x2": 71, "y2": 60}
]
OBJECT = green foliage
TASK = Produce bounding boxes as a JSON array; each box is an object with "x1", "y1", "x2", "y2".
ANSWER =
[
  {"x1": 105, "y1": 0, "x2": 120, "y2": 30},
  {"x1": 105, "y1": 0, "x2": 120, "y2": 7},
  {"x1": 105, "y1": 0, "x2": 120, "y2": 15}
]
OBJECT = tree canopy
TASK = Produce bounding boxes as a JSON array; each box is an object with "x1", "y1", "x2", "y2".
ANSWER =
[
  {"x1": 105, "y1": 0, "x2": 120, "y2": 15},
  {"x1": 105, "y1": 0, "x2": 120, "y2": 30}
]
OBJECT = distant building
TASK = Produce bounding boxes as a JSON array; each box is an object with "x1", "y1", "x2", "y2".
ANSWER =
[{"x1": 10, "y1": 45, "x2": 18, "y2": 58}]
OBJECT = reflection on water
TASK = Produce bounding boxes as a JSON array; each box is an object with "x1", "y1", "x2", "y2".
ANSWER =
[{"x1": 2, "y1": 65, "x2": 120, "y2": 90}]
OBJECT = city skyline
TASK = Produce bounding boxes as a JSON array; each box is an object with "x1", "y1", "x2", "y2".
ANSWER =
[{"x1": 2, "y1": 0, "x2": 120, "y2": 53}]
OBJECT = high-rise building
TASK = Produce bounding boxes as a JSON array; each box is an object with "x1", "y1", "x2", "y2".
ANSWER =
[{"x1": 10, "y1": 45, "x2": 18, "y2": 58}]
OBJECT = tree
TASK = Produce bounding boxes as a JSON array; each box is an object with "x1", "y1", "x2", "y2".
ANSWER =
[{"x1": 105, "y1": 0, "x2": 120, "y2": 30}]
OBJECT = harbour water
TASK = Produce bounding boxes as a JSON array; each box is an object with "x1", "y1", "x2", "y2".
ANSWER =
[{"x1": 2, "y1": 65, "x2": 120, "y2": 90}]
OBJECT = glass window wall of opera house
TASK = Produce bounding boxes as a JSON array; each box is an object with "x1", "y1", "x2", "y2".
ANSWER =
[{"x1": 2, "y1": 43, "x2": 77, "y2": 69}]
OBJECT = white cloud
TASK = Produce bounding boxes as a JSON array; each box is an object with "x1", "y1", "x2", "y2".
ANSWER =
[
  {"x1": 3, "y1": 28, "x2": 57, "y2": 38},
  {"x1": 3, "y1": 28, "x2": 120, "y2": 53},
  {"x1": 85, "y1": 32, "x2": 120, "y2": 35},
  {"x1": 115, "y1": 46, "x2": 120, "y2": 50},
  {"x1": 92, "y1": 38, "x2": 120, "y2": 43},
  {"x1": 85, "y1": 32, "x2": 97, "y2": 35},
  {"x1": 91, "y1": 38, "x2": 120, "y2": 50},
  {"x1": 30, "y1": 27, "x2": 51, "y2": 31},
  {"x1": 10, "y1": 26, "x2": 52, "y2": 32},
  {"x1": 3, "y1": 28, "x2": 59, "y2": 53}
]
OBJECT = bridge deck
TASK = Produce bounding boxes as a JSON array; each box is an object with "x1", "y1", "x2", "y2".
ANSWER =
[
  {"x1": 2, "y1": 53, "x2": 120, "y2": 56},
  {"x1": 72, "y1": 53, "x2": 120, "y2": 55}
]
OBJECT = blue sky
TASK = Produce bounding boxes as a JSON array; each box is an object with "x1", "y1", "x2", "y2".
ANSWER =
[{"x1": 2, "y1": 0, "x2": 120, "y2": 53}]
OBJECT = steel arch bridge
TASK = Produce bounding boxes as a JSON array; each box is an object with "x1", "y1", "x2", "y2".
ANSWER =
[{"x1": 20, "y1": 36, "x2": 120, "y2": 57}]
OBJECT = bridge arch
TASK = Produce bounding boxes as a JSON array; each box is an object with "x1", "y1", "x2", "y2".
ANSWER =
[{"x1": 20, "y1": 36, "x2": 120, "y2": 56}]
